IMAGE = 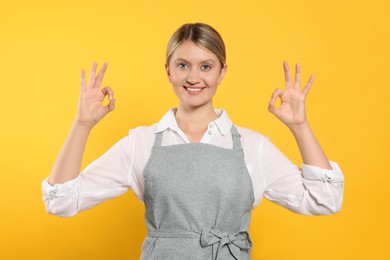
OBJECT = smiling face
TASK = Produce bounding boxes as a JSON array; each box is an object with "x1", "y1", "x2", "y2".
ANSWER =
[{"x1": 166, "y1": 40, "x2": 227, "y2": 110}]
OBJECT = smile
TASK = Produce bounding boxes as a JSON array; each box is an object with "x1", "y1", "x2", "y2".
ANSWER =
[{"x1": 183, "y1": 86, "x2": 206, "y2": 94}]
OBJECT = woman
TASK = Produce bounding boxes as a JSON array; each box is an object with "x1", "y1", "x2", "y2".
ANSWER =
[{"x1": 42, "y1": 23, "x2": 344, "y2": 259}]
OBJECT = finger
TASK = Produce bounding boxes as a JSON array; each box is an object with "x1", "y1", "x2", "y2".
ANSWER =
[
  {"x1": 101, "y1": 86, "x2": 114, "y2": 100},
  {"x1": 283, "y1": 61, "x2": 293, "y2": 88},
  {"x1": 101, "y1": 98, "x2": 116, "y2": 117},
  {"x1": 106, "y1": 97, "x2": 116, "y2": 112},
  {"x1": 268, "y1": 100, "x2": 275, "y2": 113},
  {"x1": 302, "y1": 75, "x2": 315, "y2": 96},
  {"x1": 94, "y1": 62, "x2": 108, "y2": 89},
  {"x1": 80, "y1": 69, "x2": 86, "y2": 91},
  {"x1": 88, "y1": 62, "x2": 97, "y2": 88},
  {"x1": 268, "y1": 99, "x2": 277, "y2": 114},
  {"x1": 268, "y1": 99, "x2": 282, "y2": 117},
  {"x1": 268, "y1": 88, "x2": 284, "y2": 115},
  {"x1": 270, "y1": 88, "x2": 284, "y2": 104},
  {"x1": 294, "y1": 63, "x2": 301, "y2": 89}
]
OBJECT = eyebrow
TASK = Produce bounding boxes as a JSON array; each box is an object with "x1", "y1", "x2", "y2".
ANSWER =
[{"x1": 173, "y1": 58, "x2": 216, "y2": 64}]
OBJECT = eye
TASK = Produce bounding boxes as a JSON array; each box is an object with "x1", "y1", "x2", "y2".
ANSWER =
[
  {"x1": 201, "y1": 64, "x2": 212, "y2": 71},
  {"x1": 177, "y1": 63, "x2": 189, "y2": 69}
]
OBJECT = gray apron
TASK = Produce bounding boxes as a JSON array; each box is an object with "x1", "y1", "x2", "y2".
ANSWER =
[{"x1": 141, "y1": 125, "x2": 255, "y2": 260}]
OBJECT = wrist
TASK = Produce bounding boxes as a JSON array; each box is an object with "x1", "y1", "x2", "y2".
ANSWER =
[
  {"x1": 73, "y1": 118, "x2": 94, "y2": 132},
  {"x1": 289, "y1": 121, "x2": 312, "y2": 137}
]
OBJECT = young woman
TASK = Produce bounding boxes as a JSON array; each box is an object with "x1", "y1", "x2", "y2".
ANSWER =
[{"x1": 42, "y1": 23, "x2": 344, "y2": 259}]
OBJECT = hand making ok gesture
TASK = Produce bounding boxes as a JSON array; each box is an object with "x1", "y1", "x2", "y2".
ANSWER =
[
  {"x1": 268, "y1": 61, "x2": 314, "y2": 131},
  {"x1": 76, "y1": 62, "x2": 116, "y2": 129}
]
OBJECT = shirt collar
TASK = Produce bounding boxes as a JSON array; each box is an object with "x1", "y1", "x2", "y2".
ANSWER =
[{"x1": 155, "y1": 108, "x2": 233, "y2": 136}]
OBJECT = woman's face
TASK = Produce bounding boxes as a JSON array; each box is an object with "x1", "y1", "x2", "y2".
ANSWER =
[{"x1": 166, "y1": 40, "x2": 227, "y2": 109}]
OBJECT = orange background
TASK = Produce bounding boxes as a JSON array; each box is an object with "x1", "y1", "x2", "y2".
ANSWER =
[{"x1": 0, "y1": 0, "x2": 389, "y2": 259}]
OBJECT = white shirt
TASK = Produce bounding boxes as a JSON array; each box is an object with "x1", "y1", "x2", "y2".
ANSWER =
[{"x1": 42, "y1": 108, "x2": 344, "y2": 218}]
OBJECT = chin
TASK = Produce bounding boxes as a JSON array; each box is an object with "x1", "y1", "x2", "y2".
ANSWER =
[{"x1": 180, "y1": 100, "x2": 213, "y2": 109}]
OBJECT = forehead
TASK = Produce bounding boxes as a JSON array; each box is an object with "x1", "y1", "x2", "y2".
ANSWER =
[{"x1": 170, "y1": 41, "x2": 218, "y2": 63}]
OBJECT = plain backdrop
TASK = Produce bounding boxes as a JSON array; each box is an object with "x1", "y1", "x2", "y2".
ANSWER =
[{"x1": 0, "y1": 0, "x2": 389, "y2": 259}]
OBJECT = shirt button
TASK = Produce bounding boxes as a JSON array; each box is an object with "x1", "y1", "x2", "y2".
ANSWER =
[
  {"x1": 208, "y1": 130, "x2": 213, "y2": 135},
  {"x1": 48, "y1": 189, "x2": 56, "y2": 197},
  {"x1": 208, "y1": 123, "x2": 214, "y2": 128},
  {"x1": 325, "y1": 174, "x2": 332, "y2": 181}
]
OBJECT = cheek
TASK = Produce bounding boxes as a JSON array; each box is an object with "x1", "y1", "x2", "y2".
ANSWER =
[
  {"x1": 169, "y1": 71, "x2": 186, "y2": 84},
  {"x1": 205, "y1": 73, "x2": 222, "y2": 85},
  {"x1": 170, "y1": 76, "x2": 183, "y2": 87}
]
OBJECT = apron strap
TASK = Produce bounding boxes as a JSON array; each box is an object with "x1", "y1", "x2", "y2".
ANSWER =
[
  {"x1": 154, "y1": 125, "x2": 243, "y2": 150},
  {"x1": 148, "y1": 227, "x2": 252, "y2": 260},
  {"x1": 230, "y1": 125, "x2": 242, "y2": 150},
  {"x1": 154, "y1": 131, "x2": 164, "y2": 146}
]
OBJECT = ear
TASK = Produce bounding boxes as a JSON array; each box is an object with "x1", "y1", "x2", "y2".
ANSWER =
[
  {"x1": 165, "y1": 63, "x2": 171, "y2": 81},
  {"x1": 218, "y1": 64, "x2": 228, "y2": 85}
]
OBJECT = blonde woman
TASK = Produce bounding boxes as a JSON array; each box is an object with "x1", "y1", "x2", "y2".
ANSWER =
[{"x1": 42, "y1": 23, "x2": 344, "y2": 259}]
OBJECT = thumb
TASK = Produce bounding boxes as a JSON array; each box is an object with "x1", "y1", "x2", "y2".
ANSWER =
[
  {"x1": 268, "y1": 100, "x2": 277, "y2": 115},
  {"x1": 103, "y1": 98, "x2": 116, "y2": 115},
  {"x1": 268, "y1": 88, "x2": 284, "y2": 116}
]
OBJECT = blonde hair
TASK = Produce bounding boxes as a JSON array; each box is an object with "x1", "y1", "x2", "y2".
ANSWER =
[{"x1": 166, "y1": 23, "x2": 226, "y2": 68}]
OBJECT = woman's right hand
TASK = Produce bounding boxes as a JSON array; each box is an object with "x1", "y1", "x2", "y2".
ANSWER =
[{"x1": 76, "y1": 62, "x2": 116, "y2": 129}]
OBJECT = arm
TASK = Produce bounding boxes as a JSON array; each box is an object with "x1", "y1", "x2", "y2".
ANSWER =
[
  {"x1": 48, "y1": 62, "x2": 116, "y2": 185},
  {"x1": 261, "y1": 137, "x2": 344, "y2": 215},
  {"x1": 268, "y1": 61, "x2": 332, "y2": 170},
  {"x1": 263, "y1": 61, "x2": 343, "y2": 215}
]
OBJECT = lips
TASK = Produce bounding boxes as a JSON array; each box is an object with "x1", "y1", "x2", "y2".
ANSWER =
[{"x1": 183, "y1": 86, "x2": 206, "y2": 94}]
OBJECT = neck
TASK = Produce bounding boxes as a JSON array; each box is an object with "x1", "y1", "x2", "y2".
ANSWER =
[{"x1": 175, "y1": 103, "x2": 219, "y2": 134}]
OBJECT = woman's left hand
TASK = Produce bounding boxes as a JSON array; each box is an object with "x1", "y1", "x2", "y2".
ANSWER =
[{"x1": 268, "y1": 61, "x2": 314, "y2": 131}]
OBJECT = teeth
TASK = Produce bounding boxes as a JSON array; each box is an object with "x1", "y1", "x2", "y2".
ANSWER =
[{"x1": 186, "y1": 87, "x2": 202, "y2": 92}]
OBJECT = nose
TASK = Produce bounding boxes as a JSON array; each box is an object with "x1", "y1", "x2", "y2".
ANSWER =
[{"x1": 186, "y1": 69, "x2": 200, "y2": 85}]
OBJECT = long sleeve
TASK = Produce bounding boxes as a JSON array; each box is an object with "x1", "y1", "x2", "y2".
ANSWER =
[
  {"x1": 42, "y1": 132, "x2": 136, "y2": 218},
  {"x1": 261, "y1": 138, "x2": 344, "y2": 215},
  {"x1": 42, "y1": 108, "x2": 345, "y2": 218}
]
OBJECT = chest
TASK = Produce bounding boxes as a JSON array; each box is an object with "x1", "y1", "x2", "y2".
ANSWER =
[{"x1": 143, "y1": 144, "x2": 254, "y2": 211}]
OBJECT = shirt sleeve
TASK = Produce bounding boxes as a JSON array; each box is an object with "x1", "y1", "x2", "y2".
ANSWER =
[
  {"x1": 261, "y1": 138, "x2": 344, "y2": 215},
  {"x1": 42, "y1": 130, "x2": 138, "y2": 218}
]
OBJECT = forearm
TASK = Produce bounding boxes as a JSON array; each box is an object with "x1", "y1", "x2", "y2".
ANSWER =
[
  {"x1": 48, "y1": 121, "x2": 93, "y2": 185},
  {"x1": 290, "y1": 122, "x2": 332, "y2": 170}
]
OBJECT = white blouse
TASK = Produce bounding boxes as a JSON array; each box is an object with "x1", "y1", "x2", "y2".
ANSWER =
[{"x1": 42, "y1": 108, "x2": 344, "y2": 218}]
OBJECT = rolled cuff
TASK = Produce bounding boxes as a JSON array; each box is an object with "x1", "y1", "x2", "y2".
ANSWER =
[
  {"x1": 302, "y1": 161, "x2": 344, "y2": 183},
  {"x1": 41, "y1": 176, "x2": 80, "y2": 200}
]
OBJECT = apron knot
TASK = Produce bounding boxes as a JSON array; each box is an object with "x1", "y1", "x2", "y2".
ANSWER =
[{"x1": 200, "y1": 226, "x2": 252, "y2": 260}]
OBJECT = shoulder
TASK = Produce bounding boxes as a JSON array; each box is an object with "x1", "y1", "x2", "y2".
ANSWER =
[
  {"x1": 128, "y1": 123, "x2": 158, "y2": 137},
  {"x1": 234, "y1": 125, "x2": 270, "y2": 160},
  {"x1": 128, "y1": 123, "x2": 158, "y2": 147},
  {"x1": 125, "y1": 124, "x2": 158, "y2": 171},
  {"x1": 235, "y1": 125, "x2": 269, "y2": 145}
]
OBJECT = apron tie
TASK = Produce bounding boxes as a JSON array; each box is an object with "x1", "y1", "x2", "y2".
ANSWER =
[{"x1": 200, "y1": 226, "x2": 252, "y2": 260}]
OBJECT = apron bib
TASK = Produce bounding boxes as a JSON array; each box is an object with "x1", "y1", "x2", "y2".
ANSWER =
[{"x1": 141, "y1": 125, "x2": 254, "y2": 260}]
